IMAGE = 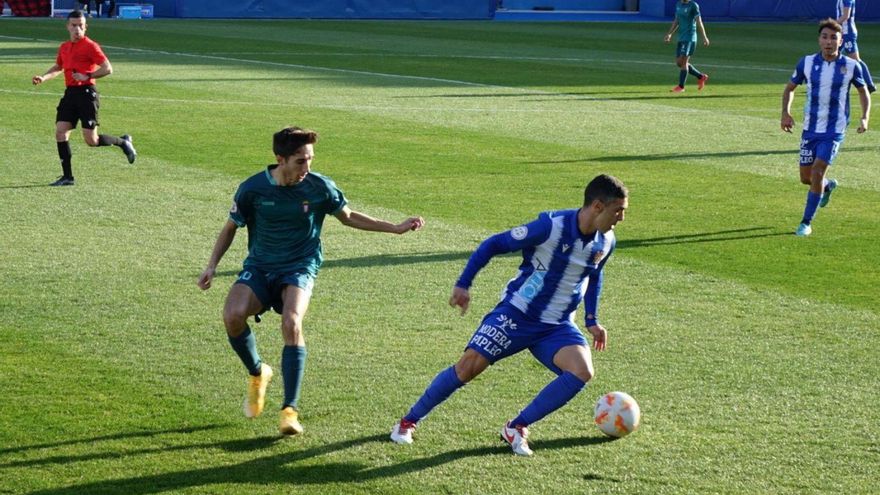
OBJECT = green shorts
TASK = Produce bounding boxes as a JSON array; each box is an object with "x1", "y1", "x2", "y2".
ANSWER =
[
  {"x1": 235, "y1": 266, "x2": 315, "y2": 314},
  {"x1": 676, "y1": 41, "x2": 696, "y2": 57}
]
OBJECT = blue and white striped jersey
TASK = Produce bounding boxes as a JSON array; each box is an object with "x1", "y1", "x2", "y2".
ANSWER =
[
  {"x1": 456, "y1": 209, "x2": 615, "y2": 327},
  {"x1": 836, "y1": 0, "x2": 857, "y2": 36},
  {"x1": 790, "y1": 53, "x2": 866, "y2": 137}
]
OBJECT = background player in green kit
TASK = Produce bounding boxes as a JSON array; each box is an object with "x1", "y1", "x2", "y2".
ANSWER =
[
  {"x1": 664, "y1": 0, "x2": 710, "y2": 93},
  {"x1": 197, "y1": 126, "x2": 425, "y2": 436}
]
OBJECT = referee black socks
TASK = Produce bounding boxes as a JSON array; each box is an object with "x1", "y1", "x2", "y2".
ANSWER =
[
  {"x1": 97, "y1": 134, "x2": 123, "y2": 147},
  {"x1": 56, "y1": 141, "x2": 72, "y2": 179}
]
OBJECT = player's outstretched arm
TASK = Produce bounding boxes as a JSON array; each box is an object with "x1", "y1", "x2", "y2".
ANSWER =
[
  {"x1": 449, "y1": 286, "x2": 471, "y2": 316},
  {"x1": 837, "y1": 6, "x2": 851, "y2": 26},
  {"x1": 335, "y1": 205, "x2": 425, "y2": 234},
  {"x1": 32, "y1": 64, "x2": 62, "y2": 85},
  {"x1": 197, "y1": 220, "x2": 238, "y2": 290},
  {"x1": 72, "y1": 60, "x2": 113, "y2": 82},
  {"x1": 697, "y1": 17, "x2": 710, "y2": 46},
  {"x1": 664, "y1": 19, "x2": 678, "y2": 43},
  {"x1": 781, "y1": 82, "x2": 798, "y2": 133},
  {"x1": 587, "y1": 324, "x2": 607, "y2": 351},
  {"x1": 857, "y1": 86, "x2": 871, "y2": 133}
]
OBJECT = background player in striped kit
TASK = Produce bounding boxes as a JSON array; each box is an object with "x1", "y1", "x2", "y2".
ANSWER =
[
  {"x1": 781, "y1": 18, "x2": 871, "y2": 237},
  {"x1": 390, "y1": 174, "x2": 628, "y2": 456},
  {"x1": 836, "y1": 0, "x2": 876, "y2": 93}
]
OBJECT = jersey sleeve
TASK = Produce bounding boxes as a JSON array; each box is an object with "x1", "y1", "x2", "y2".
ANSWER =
[
  {"x1": 692, "y1": 3, "x2": 700, "y2": 16},
  {"x1": 851, "y1": 60, "x2": 866, "y2": 88},
  {"x1": 322, "y1": 177, "x2": 348, "y2": 215},
  {"x1": 455, "y1": 212, "x2": 553, "y2": 289},
  {"x1": 583, "y1": 240, "x2": 616, "y2": 327},
  {"x1": 89, "y1": 40, "x2": 108, "y2": 66},
  {"x1": 790, "y1": 57, "x2": 807, "y2": 85},
  {"x1": 229, "y1": 184, "x2": 250, "y2": 227},
  {"x1": 55, "y1": 45, "x2": 63, "y2": 66}
]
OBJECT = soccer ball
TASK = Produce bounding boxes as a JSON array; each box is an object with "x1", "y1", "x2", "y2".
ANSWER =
[{"x1": 594, "y1": 391, "x2": 641, "y2": 438}]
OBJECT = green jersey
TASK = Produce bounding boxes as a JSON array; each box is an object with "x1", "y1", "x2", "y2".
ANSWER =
[
  {"x1": 675, "y1": 1, "x2": 701, "y2": 43},
  {"x1": 229, "y1": 165, "x2": 347, "y2": 274}
]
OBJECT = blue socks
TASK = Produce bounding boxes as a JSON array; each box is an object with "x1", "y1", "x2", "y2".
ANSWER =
[
  {"x1": 281, "y1": 345, "x2": 307, "y2": 409},
  {"x1": 678, "y1": 70, "x2": 687, "y2": 87},
  {"x1": 228, "y1": 326, "x2": 262, "y2": 376},
  {"x1": 510, "y1": 372, "x2": 586, "y2": 428},
  {"x1": 801, "y1": 190, "x2": 822, "y2": 225},
  {"x1": 404, "y1": 367, "x2": 587, "y2": 428},
  {"x1": 404, "y1": 366, "x2": 464, "y2": 423}
]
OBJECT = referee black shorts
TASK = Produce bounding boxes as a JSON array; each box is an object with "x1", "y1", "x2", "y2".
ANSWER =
[{"x1": 56, "y1": 85, "x2": 100, "y2": 129}]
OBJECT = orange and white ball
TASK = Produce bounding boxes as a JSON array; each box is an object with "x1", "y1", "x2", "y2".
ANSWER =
[{"x1": 594, "y1": 391, "x2": 641, "y2": 438}]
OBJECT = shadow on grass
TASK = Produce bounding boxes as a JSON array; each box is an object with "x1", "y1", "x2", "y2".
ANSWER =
[
  {"x1": 0, "y1": 183, "x2": 52, "y2": 189},
  {"x1": 22, "y1": 432, "x2": 613, "y2": 494},
  {"x1": 322, "y1": 250, "x2": 472, "y2": 269},
  {"x1": 619, "y1": 227, "x2": 791, "y2": 248},
  {"x1": 0, "y1": 424, "x2": 226, "y2": 456},
  {"x1": 214, "y1": 251, "x2": 472, "y2": 278},
  {"x1": 396, "y1": 92, "x2": 780, "y2": 102},
  {"x1": 525, "y1": 145, "x2": 880, "y2": 164},
  {"x1": 0, "y1": 433, "x2": 275, "y2": 470}
]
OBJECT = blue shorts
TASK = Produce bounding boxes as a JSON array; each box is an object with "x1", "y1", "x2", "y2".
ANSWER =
[
  {"x1": 842, "y1": 33, "x2": 859, "y2": 55},
  {"x1": 799, "y1": 136, "x2": 843, "y2": 167},
  {"x1": 235, "y1": 266, "x2": 315, "y2": 314},
  {"x1": 676, "y1": 41, "x2": 696, "y2": 57},
  {"x1": 466, "y1": 304, "x2": 587, "y2": 376}
]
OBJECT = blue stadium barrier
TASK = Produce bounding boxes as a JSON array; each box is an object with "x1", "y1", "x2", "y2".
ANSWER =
[
  {"x1": 501, "y1": 0, "x2": 625, "y2": 11},
  {"x1": 172, "y1": 0, "x2": 495, "y2": 19},
  {"x1": 641, "y1": 0, "x2": 880, "y2": 21},
  {"x1": 54, "y1": 0, "x2": 880, "y2": 20}
]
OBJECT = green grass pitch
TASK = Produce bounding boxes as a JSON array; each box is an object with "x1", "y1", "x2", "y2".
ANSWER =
[{"x1": 0, "y1": 18, "x2": 878, "y2": 494}]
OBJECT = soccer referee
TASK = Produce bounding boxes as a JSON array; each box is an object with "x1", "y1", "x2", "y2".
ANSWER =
[{"x1": 32, "y1": 10, "x2": 137, "y2": 186}]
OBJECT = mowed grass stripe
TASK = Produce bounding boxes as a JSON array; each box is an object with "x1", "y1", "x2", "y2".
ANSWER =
[
  {"x1": 2, "y1": 70, "x2": 878, "y2": 312},
  {"x1": 1, "y1": 137, "x2": 877, "y2": 492}
]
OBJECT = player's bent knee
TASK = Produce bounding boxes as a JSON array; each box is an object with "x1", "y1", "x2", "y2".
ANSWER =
[
  {"x1": 571, "y1": 367, "x2": 594, "y2": 383},
  {"x1": 281, "y1": 318, "x2": 304, "y2": 345},
  {"x1": 222, "y1": 309, "x2": 249, "y2": 335},
  {"x1": 454, "y1": 350, "x2": 489, "y2": 383}
]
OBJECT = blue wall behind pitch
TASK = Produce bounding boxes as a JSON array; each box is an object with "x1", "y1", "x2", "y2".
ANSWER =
[
  {"x1": 131, "y1": 0, "x2": 880, "y2": 19},
  {"x1": 641, "y1": 0, "x2": 880, "y2": 20},
  {"x1": 167, "y1": 0, "x2": 494, "y2": 19}
]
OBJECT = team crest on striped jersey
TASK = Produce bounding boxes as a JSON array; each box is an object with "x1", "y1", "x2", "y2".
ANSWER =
[{"x1": 592, "y1": 250, "x2": 606, "y2": 265}]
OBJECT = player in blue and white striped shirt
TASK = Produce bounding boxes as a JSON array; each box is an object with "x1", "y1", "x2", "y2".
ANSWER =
[
  {"x1": 781, "y1": 19, "x2": 871, "y2": 237},
  {"x1": 836, "y1": 0, "x2": 876, "y2": 93},
  {"x1": 391, "y1": 175, "x2": 628, "y2": 456}
]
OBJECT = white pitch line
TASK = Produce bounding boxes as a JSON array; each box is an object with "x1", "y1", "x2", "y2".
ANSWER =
[
  {"x1": 0, "y1": 33, "x2": 790, "y2": 83},
  {"x1": 0, "y1": 88, "x2": 714, "y2": 114}
]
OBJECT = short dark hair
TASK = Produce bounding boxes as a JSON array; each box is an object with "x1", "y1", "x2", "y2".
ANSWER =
[
  {"x1": 818, "y1": 18, "x2": 842, "y2": 35},
  {"x1": 273, "y1": 126, "x2": 318, "y2": 158},
  {"x1": 67, "y1": 10, "x2": 85, "y2": 20},
  {"x1": 584, "y1": 174, "x2": 628, "y2": 206}
]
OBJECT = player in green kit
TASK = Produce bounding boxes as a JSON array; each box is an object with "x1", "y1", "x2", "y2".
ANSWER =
[
  {"x1": 198, "y1": 126, "x2": 425, "y2": 435},
  {"x1": 664, "y1": 0, "x2": 710, "y2": 93}
]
